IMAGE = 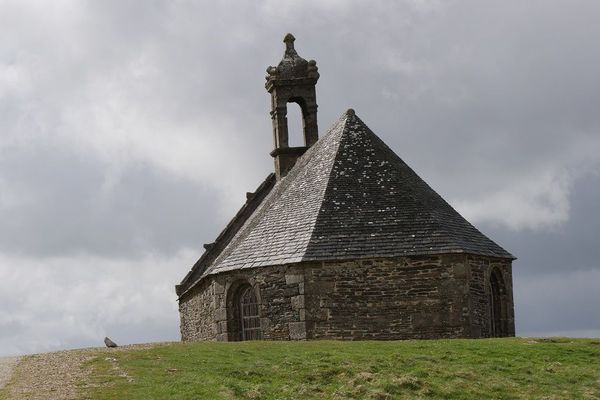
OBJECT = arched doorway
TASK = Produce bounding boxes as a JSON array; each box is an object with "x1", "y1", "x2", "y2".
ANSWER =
[
  {"x1": 226, "y1": 282, "x2": 262, "y2": 341},
  {"x1": 238, "y1": 286, "x2": 262, "y2": 341},
  {"x1": 489, "y1": 268, "x2": 507, "y2": 337}
]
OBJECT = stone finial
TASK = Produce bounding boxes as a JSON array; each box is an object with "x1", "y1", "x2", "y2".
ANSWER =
[
  {"x1": 283, "y1": 33, "x2": 298, "y2": 58},
  {"x1": 283, "y1": 33, "x2": 295, "y2": 44},
  {"x1": 265, "y1": 33, "x2": 319, "y2": 82}
]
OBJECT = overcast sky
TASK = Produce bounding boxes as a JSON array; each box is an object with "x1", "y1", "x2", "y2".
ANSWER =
[{"x1": 1, "y1": 0, "x2": 599, "y2": 357}]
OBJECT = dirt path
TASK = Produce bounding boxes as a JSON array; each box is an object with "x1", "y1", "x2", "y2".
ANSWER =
[
  {"x1": 0, "y1": 357, "x2": 20, "y2": 390},
  {"x1": 1, "y1": 343, "x2": 165, "y2": 400},
  {"x1": 3, "y1": 349, "x2": 97, "y2": 400}
]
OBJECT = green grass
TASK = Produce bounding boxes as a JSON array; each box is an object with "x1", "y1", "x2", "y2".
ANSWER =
[{"x1": 79, "y1": 338, "x2": 600, "y2": 399}]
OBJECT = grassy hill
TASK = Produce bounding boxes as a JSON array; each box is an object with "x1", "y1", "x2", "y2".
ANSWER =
[{"x1": 2, "y1": 338, "x2": 600, "y2": 399}]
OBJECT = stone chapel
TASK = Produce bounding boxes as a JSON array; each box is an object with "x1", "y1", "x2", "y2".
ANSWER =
[{"x1": 176, "y1": 34, "x2": 515, "y2": 341}]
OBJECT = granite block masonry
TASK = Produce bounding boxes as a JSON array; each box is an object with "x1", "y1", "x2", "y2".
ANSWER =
[{"x1": 176, "y1": 34, "x2": 515, "y2": 341}]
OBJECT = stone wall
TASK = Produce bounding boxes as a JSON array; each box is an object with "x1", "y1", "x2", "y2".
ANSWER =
[
  {"x1": 179, "y1": 277, "x2": 217, "y2": 341},
  {"x1": 179, "y1": 265, "x2": 307, "y2": 341},
  {"x1": 178, "y1": 254, "x2": 514, "y2": 341},
  {"x1": 304, "y1": 255, "x2": 470, "y2": 340}
]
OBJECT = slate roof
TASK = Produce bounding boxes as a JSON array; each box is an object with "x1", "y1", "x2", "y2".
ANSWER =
[{"x1": 178, "y1": 109, "x2": 513, "y2": 296}]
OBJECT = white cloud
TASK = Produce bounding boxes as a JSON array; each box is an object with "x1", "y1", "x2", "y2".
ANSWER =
[
  {"x1": 0, "y1": 1, "x2": 269, "y2": 217},
  {"x1": 450, "y1": 134, "x2": 600, "y2": 231},
  {"x1": 454, "y1": 168, "x2": 572, "y2": 231},
  {"x1": 0, "y1": 249, "x2": 196, "y2": 357}
]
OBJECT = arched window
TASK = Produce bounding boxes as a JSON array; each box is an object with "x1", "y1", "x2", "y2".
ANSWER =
[
  {"x1": 286, "y1": 102, "x2": 305, "y2": 147},
  {"x1": 489, "y1": 268, "x2": 507, "y2": 337}
]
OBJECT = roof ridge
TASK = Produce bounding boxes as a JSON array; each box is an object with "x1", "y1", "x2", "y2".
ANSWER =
[
  {"x1": 303, "y1": 110, "x2": 513, "y2": 260},
  {"x1": 361, "y1": 120, "x2": 506, "y2": 256},
  {"x1": 202, "y1": 113, "x2": 350, "y2": 277},
  {"x1": 347, "y1": 114, "x2": 476, "y2": 253},
  {"x1": 176, "y1": 173, "x2": 277, "y2": 296}
]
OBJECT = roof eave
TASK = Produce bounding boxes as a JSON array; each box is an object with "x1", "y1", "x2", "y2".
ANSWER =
[{"x1": 177, "y1": 248, "x2": 515, "y2": 300}]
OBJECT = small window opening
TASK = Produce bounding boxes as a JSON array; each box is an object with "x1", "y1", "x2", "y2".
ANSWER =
[{"x1": 286, "y1": 103, "x2": 304, "y2": 147}]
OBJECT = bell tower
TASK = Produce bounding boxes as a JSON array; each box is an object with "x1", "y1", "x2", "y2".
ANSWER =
[{"x1": 266, "y1": 33, "x2": 320, "y2": 179}]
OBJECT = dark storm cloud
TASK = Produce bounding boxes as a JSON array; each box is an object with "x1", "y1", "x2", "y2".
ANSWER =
[
  {"x1": 0, "y1": 136, "x2": 221, "y2": 257},
  {"x1": 1, "y1": 0, "x2": 599, "y2": 356},
  {"x1": 482, "y1": 173, "x2": 600, "y2": 335},
  {"x1": 487, "y1": 172, "x2": 600, "y2": 276},
  {"x1": 515, "y1": 269, "x2": 600, "y2": 337}
]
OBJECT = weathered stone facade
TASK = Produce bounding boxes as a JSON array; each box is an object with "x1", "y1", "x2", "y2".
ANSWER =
[
  {"x1": 179, "y1": 255, "x2": 514, "y2": 341},
  {"x1": 467, "y1": 255, "x2": 515, "y2": 338},
  {"x1": 180, "y1": 265, "x2": 302, "y2": 342}
]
